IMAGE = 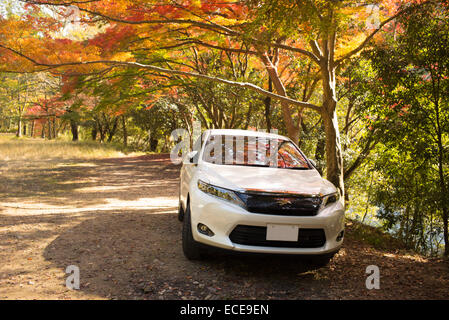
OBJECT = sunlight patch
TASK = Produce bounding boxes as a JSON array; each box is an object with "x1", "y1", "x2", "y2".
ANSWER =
[
  {"x1": 383, "y1": 253, "x2": 428, "y2": 262},
  {"x1": 56, "y1": 163, "x2": 98, "y2": 168},
  {"x1": 75, "y1": 185, "x2": 132, "y2": 192}
]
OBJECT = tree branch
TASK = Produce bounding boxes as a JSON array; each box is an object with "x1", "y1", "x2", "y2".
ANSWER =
[
  {"x1": 0, "y1": 43, "x2": 321, "y2": 112},
  {"x1": 335, "y1": 1, "x2": 431, "y2": 66},
  {"x1": 21, "y1": 0, "x2": 321, "y2": 63}
]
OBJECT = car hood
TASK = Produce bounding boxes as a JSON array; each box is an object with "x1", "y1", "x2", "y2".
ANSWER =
[{"x1": 198, "y1": 162, "x2": 336, "y2": 196}]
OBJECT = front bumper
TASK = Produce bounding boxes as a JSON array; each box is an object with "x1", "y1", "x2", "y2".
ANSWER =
[{"x1": 189, "y1": 186, "x2": 345, "y2": 255}]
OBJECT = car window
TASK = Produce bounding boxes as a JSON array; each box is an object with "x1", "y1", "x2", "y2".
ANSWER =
[
  {"x1": 202, "y1": 134, "x2": 310, "y2": 169},
  {"x1": 277, "y1": 141, "x2": 310, "y2": 168}
]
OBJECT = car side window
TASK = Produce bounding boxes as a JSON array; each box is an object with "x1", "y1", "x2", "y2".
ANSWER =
[{"x1": 277, "y1": 142, "x2": 309, "y2": 169}]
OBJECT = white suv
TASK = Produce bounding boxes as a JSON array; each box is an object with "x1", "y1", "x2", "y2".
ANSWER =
[{"x1": 179, "y1": 129, "x2": 345, "y2": 265}]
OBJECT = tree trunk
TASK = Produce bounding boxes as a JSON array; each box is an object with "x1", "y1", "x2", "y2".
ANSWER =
[
  {"x1": 314, "y1": 121, "x2": 326, "y2": 175},
  {"x1": 107, "y1": 117, "x2": 118, "y2": 143},
  {"x1": 52, "y1": 117, "x2": 57, "y2": 139},
  {"x1": 122, "y1": 115, "x2": 128, "y2": 148},
  {"x1": 264, "y1": 78, "x2": 273, "y2": 131},
  {"x1": 404, "y1": 206, "x2": 411, "y2": 244},
  {"x1": 438, "y1": 207, "x2": 447, "y2": 255},
  {"x1": 322, "y1": 106, "x2": 344, "y2": 197},
  {"x1": 47, "y1": 117, "x2": 52, "y2": 140},
  {"x1": 17, "y1": 117, "x2": 22, "y2": 137},
  {"x1": 243, "y1": 104, "x2": 252, "y2": 130},
  {"x1": 70, "y1": 119, "x2": 79, "y2": 141},
  {"x1": 435, "y1": 105, "x2": 448, "y2": 256},
  {"x1": 150, "y1": 138, "x2": 158, "y2": 152},
  {"x1": 260, "y1": 53, "x2": 299, "y2": 142},
  {"x1": 424, "y1": 91, "x2": 449, "y2": 255},
  {"x1": 91, "y1": 122, "x2": 98, "y2": 141},
  {"x1": 99, "y1": 124, "x2": 105, "y2": 143},
  {"x1": 30, "y1": 120, "x2": 35, "y2": 137},
  {"x1": 321, "y1": 61, "x2": 345, "y2": 197}
]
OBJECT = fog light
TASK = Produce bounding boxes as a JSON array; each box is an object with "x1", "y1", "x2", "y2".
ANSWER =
[
  {"x1": 336, "y1": 230, "x2": 344, "y2": 242},
  {"x1": 197, "y1": 223, "x2": 214, "y2": 237}
]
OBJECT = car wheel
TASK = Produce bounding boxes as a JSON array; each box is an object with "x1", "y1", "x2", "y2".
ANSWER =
[
  {"x1": 182, "y1": 203, "x2": 203, "y2": 260},
  {"x1": 177, "y1": 200, "x2": 184, "y2": 222}
]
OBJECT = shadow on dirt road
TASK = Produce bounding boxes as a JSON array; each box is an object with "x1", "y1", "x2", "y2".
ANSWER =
[{"x1": 42, "y1": 208, "x2": 328, "y2": 300}]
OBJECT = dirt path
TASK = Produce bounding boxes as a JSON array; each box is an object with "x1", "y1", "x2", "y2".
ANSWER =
[{"x1": 0, "y1": 154, "x2": 448, "y2": 300}]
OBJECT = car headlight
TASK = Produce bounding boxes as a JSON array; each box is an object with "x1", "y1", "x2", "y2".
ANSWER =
[
  {"x1": 322, "y1": 192, "x2": 340, "y2": 208},
  {"x1": 197, "y1": 180, "x2": 245, "y2": 208}
]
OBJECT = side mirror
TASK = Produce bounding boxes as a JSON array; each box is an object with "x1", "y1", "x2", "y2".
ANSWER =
[{"x1": 184, "y1": 151, "x2": 198, "y2": 164}]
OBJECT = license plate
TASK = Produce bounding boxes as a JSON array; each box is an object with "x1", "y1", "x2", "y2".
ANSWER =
[{"x1": 266, "y1": 224, "x2": 299, "y2": 241}]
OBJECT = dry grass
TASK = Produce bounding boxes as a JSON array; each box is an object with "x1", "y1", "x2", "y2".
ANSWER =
[{"x1": 0, "y1": 134, "x2": 142, "y2": 161}]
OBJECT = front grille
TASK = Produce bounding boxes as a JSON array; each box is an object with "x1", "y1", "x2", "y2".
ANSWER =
[
  {"x1": 229, "y1": 225, "x2": 326, "y2": 248},
  {"x1": 236, "y1": 192, "x2": 322, "y2": 216}
]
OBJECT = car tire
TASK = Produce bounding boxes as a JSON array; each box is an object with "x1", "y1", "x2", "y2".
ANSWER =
[
  {"x1": 182, "y1": 203, "x2": 203, "y2": 260},
  {"x1": 177, "y1": 201, "x2": 185, "y2": 222}
]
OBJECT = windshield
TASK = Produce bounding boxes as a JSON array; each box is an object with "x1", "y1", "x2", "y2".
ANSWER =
[{"x1": 202, "y1": 134, "x2": 311, "y2": 169}]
